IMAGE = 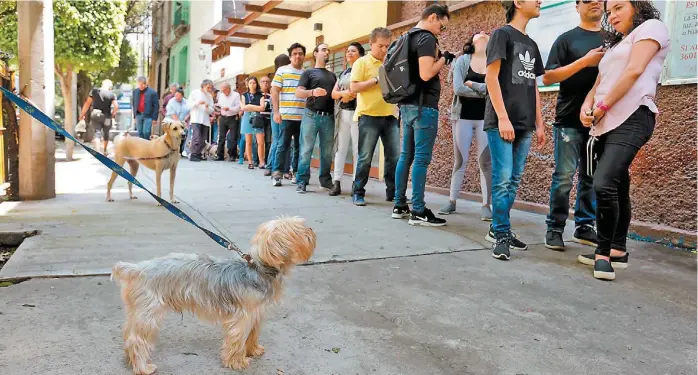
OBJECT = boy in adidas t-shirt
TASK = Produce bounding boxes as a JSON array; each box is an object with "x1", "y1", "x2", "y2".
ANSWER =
[{"x1": 484, "y1": 0, "x2": 546, "y2": 261}]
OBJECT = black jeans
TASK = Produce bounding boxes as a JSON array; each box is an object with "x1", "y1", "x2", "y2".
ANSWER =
[
  {"x1": 593, "y1": 106, "x2": 655, "y2": 256},
  {"x1": 273, "y1": 120, "x2": 301, "y2": 174},
  {"x1": 218, "y1": 115, "x2": 239, "y2": 159}
]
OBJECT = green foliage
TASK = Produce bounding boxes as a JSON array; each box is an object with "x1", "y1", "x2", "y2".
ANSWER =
[
  {"x1": 54, "y1": 0, "x2": 127, "y2": 73},
  {"x1": 91, "y1": 38, "x2": 138, "y2": 85},
  {"x1": 0, "y1": 0, "x2": 127, "y2": 73}
]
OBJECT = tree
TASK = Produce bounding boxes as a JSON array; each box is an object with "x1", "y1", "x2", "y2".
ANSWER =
[
  {"x1": 91, "y1": 38, "x2": 138, "y2": 86},
  {"x1": 0, "y1": 0, "x2": 127, "y2": 160}
]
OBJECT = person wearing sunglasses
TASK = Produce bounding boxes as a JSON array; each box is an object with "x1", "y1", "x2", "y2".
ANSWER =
[{"x1": 542, "y1": 0, "x2": 605, "y2": 252}]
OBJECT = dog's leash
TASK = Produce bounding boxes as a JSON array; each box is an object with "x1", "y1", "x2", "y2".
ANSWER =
[{"x1": 0, "y1": 87, "x2": 254, "y2": 264}]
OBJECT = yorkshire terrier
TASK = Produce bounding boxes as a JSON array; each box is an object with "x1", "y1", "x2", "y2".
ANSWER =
[{"x1": 111, "y1": 216, "x2": 316, "y2": 374}]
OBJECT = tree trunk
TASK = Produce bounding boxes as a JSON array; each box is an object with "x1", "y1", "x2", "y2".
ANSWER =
[{"x1": 55, "y1": 64, "x2": 74, "y2": 160}]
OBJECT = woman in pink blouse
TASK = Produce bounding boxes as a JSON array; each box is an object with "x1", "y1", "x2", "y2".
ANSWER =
[{"x1": 578, "y1": 0, "x2": 670, "y2": 281}]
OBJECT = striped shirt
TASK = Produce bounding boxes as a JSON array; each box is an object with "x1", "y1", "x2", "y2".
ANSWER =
[{"x1": 272, "y1": 65, "x2": 305, "y2": 121}]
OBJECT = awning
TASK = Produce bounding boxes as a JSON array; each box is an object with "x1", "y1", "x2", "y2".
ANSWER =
[{"x1": 201, "y1": 0, "x2": 340, "y2": 61}]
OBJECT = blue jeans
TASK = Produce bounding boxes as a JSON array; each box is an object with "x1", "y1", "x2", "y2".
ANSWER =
[
  {"x1": 487, "y1": 128, "x2": 533, "y2": 236},
  {"x1": 135, "y1": 114, "x2": 153, "y2": 140},
  {"x1": 394, "y1": 105, "x2": 439, "y2": 212},
  {"x1": 352, "y1": 115, "x2": 400, "y2": 198},
  {"x1": 296, "y1": 110, "x2": 335, "y2": 186},
  {"x1": 546, "y1": 127, "x2": 596, "y2": 232},
  {"x1": 268, "y1": 117, "x2": 291, "y2": 172},
  {"x1": 273, "y1": 120, "x2": 300, "y2": 174}
]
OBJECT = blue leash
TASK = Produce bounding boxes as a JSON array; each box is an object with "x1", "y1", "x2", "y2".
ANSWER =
[{"x1": 0, "y1": 87, "x2": 252, "y2": 263}]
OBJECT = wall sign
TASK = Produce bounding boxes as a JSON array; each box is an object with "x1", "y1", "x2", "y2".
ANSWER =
[{"x1": 662, "y1": 0, "x2": 698, "y2": 85}]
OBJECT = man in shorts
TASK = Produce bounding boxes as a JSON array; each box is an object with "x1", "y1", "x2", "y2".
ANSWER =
[{"x1": 80, "y1": 79, "x2": 118, "y2": 154}]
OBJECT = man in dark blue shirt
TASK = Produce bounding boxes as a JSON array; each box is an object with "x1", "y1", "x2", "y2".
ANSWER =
[{"x1": 542, "y1": 0, "x2": 605, "y2": 252}]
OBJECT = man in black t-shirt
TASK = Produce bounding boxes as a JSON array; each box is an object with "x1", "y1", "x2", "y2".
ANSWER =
[
  {"x1": 393, "y1": 4, "x2": 456, "y2": 227},
  {"x1": 80, "y1": 79, "x2": 118, "y2": 154},
  {"x1": 543, "y1": 0, "x2": 605, "y2": 252},
  {"x1": 294, "y1": 43, "x2": 338, "y2": 193},
  {"x1": 485, "y1": 1, "x2": 546, "y2": 261}
]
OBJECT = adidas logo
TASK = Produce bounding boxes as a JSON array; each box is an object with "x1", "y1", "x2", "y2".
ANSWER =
[{"x1": 517, "y1": 50, "x2": 536, "y2": 79}]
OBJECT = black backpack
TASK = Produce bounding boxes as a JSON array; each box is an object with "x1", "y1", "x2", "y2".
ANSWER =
[{"x1": 378, "y1": 28, "x2": 428, "y2": 105}]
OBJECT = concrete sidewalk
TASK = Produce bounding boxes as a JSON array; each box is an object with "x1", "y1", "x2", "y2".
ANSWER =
[{"x1": 0, "y1": 148, "x2": 695, "y2": 375}]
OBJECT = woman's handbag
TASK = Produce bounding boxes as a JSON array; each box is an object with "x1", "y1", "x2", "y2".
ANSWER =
[{"x1": 251, "y1": 112, "x2": 266, "y2": 129}]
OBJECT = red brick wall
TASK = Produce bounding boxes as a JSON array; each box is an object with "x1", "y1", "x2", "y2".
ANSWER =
[
  {"x1": 395, "y1": 1, "x2": 697, "y2": 231},
  {"x1": 399, "y1": 1, "x2": 429, "y2": 21}
]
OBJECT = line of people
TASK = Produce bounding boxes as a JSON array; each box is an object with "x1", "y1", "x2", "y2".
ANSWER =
[{"x1": 169, "y1": 1, "x2": 669, "y2": 282}]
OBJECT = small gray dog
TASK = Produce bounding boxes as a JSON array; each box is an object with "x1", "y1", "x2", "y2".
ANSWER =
[{"x1": 111, "y1": 216, "x2": 317, "y2": 374}]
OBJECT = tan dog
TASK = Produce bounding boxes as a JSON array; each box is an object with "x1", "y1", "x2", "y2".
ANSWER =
[
  {"x1": 107, "y1": 119, "x2": 185, "y2": 204},
  {"x1": 111, "y1": 216, "x2": 317, "y2": 374}
]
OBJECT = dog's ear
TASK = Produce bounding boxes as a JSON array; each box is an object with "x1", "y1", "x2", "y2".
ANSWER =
[{"x1": 161, "y1": 119, "x2": 172, "y2": 133}]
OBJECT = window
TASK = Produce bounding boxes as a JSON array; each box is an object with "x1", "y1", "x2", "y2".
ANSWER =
[{"x1": 330, "y1": 51, "x2": 345, "y2": 75}]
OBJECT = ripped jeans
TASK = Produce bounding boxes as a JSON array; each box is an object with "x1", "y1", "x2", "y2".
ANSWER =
[{"x1": 545, "y1": 126, "x2": 596, "y2": 233}]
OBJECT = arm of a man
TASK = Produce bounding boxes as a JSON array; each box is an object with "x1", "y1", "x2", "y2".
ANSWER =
[
  {"x1": 295, "y1": 70, "x2": 315, "y2": 99},
  {"x1": 484, "y1": 29, "x2": 514, "y2": 142},
  {"x1": 111, "y1": 98, "x2": 119, "y2": 118},
  {"x1": 542, "y1": 36, "x2": 604, "y2": 86},
  {"x1": 417, "y1": 33, "x2": 446, "y2": 82},
  {"x1": 349, "y1": 58, "x2": 378, "y2": 93},
  {"x1": 80, "y1": 96, "x2": 93, "y2": 120}
]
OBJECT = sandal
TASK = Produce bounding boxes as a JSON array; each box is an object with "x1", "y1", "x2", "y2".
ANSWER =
[{"x1": 248, "y1": 164, "x2": 254, "y2": 169}]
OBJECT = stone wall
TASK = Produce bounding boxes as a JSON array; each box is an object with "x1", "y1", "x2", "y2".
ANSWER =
[{"x1": 394, "y1": 1, "x2": 697, "y2": 232}]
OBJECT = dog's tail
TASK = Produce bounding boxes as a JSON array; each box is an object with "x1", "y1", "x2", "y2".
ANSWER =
[{"x1": 110, "y1": 261, "x2": 140, "y2": 283}]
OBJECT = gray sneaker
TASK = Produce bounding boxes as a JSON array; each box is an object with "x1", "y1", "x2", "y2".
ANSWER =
[
  {"x1": 480, "y1": 205, "x2": 493, "y2": 221},
  {"x1": 438, "y1": 201, "x2": 456, "y2": 215}
]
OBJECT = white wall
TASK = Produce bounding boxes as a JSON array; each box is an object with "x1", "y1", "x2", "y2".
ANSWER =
[
  {"x1": 187, "y1": 0, "x2": 221, "y2": 90},
  {"x1": 211, "y1": 47, "x2": 244, "y2": 84}
]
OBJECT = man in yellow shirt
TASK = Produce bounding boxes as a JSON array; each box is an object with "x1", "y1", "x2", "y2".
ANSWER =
[{"x1": 349, "y1": 27, "x2": 399, "y2": 207}]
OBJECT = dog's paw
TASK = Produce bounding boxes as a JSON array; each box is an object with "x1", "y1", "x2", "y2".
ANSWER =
[
  {"x1": 247, "y1": 344, "x2": 265, "y2": 357},
  {"x1": 134, "y1": 363, "x2": 157, "y2": 375},
  {"x1": 223, "y1": 357, "x2": 251, "y2": 370}
]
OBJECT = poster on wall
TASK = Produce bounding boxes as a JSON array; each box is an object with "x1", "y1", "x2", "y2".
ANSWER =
[
  {"x1": 662, "y1": 0, "x2": 698, "y2": 85},
  {"x1": 526, "y1": 0, "x2": 579, "y2": 91}
]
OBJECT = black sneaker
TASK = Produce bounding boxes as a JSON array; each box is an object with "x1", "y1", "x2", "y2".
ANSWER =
[
  {"x1": 329, "y1": 181, "x2": 341, "y2": 196},
  {"x1": 573, "y1": 225, "x2": 598, "y2": 247},
  {"x1": 593, "y1": 259, "x2": 615, "y2": 280},
  {"x1": 492, "y1": 235, "x2": 511, "y2": 260},
  {"x1": 485, "y1": 225, "x2": 527, "y2": 250},
  {"x1": 577, "y1": 253, "x2": 628, "y2": 269},
  {"x1": 509, "y1": 235, "x2": 528, "y2": 251},
  {"x1": 321, "y1": 182, "x2": 334, "y2": 191},
  {"x1": 273, "y1": 177, "x2": 282, "y2": 187},
  {"x1": 408, "y1": 208, "x2": 446, "y2": 227},
  {"x1": 545, "y1": 231, "x2": 565, "y2": 251},
  {"x1": 296, "y1": 182, "x2": 307, "y2": 194},
  {"x1": 392, "y1": 205, "x2": 410, "y2": 219}
]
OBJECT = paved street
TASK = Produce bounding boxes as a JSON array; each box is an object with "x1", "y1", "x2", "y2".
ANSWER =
[{"x1": 0, "y1": 147, "x2": 695, "y2": 375}]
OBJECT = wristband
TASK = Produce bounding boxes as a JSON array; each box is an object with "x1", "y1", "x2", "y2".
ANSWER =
[{"x1": 596, "y1": 101, "x2": 610, "y2": 112}]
